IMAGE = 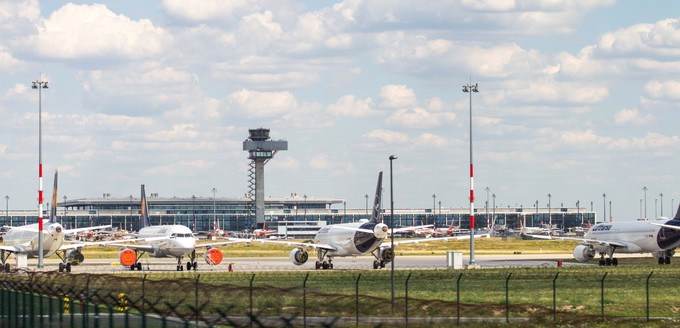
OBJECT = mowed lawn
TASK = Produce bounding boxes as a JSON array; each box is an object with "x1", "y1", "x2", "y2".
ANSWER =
[{"x1": 77, "y1": 237, "x2": 580, "y2": 258}]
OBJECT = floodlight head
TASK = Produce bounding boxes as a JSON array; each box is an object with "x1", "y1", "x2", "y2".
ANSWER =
[
  {"x1": 462, "y1": 86, "x2": 469, "y2": 93},
  {"x1": 43, "y1": 82, "x2": 49, "y2": 89},
  {"x1": 32, "y1": 82, "x2": 38, "y2": 89},
  {"x1": 389, "y1": 155, "x2": 397, "y2": 160}
]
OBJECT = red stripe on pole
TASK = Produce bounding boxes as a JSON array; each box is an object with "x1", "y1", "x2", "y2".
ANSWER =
[
  {"x1": 39, "y1": 190, "x2": 43, "y2": 202},
  {"x1": 469, "y1": 190, "x2": 474, "y2": 202},
  {"x1": 470, "y1": 214, "x2": 475, "y2": 229},
  {"x1": 469, "y1": 163, "x2": 473, "y2": 177},
  {"x1": 38, "y1": 217, "x2": 43, "y2": 230},
  {"x1": 39, "y1": 163, "x2": 43, "y2": 177}
]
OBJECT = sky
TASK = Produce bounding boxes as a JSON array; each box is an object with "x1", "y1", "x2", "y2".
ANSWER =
[{"x1": 2, "y1": 0, "x2": 680, "y2": 222}]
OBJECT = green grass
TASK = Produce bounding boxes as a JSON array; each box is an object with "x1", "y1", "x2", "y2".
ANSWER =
[{"x1": 75, "y1": 237, "x2": 581, "y2": 258}]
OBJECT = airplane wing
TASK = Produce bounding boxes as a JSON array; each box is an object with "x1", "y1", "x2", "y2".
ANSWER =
[
  {"x1": 390, "y1": 233, "x2": 490, "y2": 246},
  {"x1": 63, "y1": 225, "x2": 112, "y2": 236},
  {"x1": 0, "y1": 245, "x2": 23, "y2": 253},
  {"x1": 59, "y1": 236, "x2": 169, "y2": 250},
  {"x1": 391, "y1": 225, "x2": 434, "y2": 234},
  {"x1": 527, "y1": 234, "x2": 629, "y2": 248},
  {"x1": 195, "y1": 239, "x2": 252, "y2": 249},
  {"x1": 253, "y1": 239, "x2": 337, "y2": 251},
  {"x1": 650, "y1": 222, "x2": 680, "y2": 230}
]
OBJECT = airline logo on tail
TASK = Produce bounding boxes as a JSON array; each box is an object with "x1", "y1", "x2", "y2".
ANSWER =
[
  {"x1": 140, "y1": 185, "x2": 151, "y2": 228},
  {"x1": 49, "y1": 170, "x2": 59, "y2": 223},
  {"x1": 371, "y1": 172, "x2": 383, "y2": 223}
]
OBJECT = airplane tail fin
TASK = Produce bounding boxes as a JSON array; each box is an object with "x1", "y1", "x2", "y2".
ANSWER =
[
  {"x1": 140, "y1": 184, "x2": 151, "y2": 228},
  {"x1": 49, "y1": 170, "x2": 58, "y2": 223},
  {"x1": 370, "y1": 171, "x2": 383, "y2": 223}
]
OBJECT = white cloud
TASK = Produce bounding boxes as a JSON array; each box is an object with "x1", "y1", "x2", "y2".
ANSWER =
[
  {"x1": 386, "y1": 107, "x2": 442, "y2": 129},
  {"x1": 614, "y1": 108, "x2": 654, "y2": 126},
  {"x1": 162, "y1": 0, "x2": 256, "y2": 22},
  {"x1": 327, "y1": 95, "x2": 376, "y2": 118},
  {"x1": 378, "y1": 84, "x2": 417, "y2": 109},
  {"x1": 363, "y1": 129, "x2": 409, "y2": 144},
  {"x1": 22, "y1": 3, "x2": 171, "y2": 61},
  {"x1": 644, "y1": 80, "x2": 680, "y2": 100},
  {"x1": 228, "y1": 89, "x2": 297, "y2": 118}
]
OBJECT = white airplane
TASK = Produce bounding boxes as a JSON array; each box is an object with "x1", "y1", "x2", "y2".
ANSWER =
[
  {"x1": 108, "y1": 185, "x2": 246, "y2": 271},
  {"x1": 255, "y1": 171, "x2": 487, "y2": 270},
  {"x1": 252, "y1": 220, "x2": 276, "y2": 238},
  {"x1": 0, "y1": 171, "x2": 111, "y2": 272},
  {"x1": 530, "y1": 205, "x2": 680, "y2": 266}
]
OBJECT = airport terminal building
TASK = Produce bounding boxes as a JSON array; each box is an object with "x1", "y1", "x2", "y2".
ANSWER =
[{"x1": 3, "y1": 195, "x2": 596, "y2": 237}]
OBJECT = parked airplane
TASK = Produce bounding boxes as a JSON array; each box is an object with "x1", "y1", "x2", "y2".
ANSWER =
[
  {"x1": 252, "y1": 221, "x2": 276, "y2": 238},
  {"x1": 256, "y1": 171, "x2": 486, "y2": 270},
  {"x1": 109, "y1": 185, "x2": 246, "y2": 271},
  {"x1": 0, "y1": 171, "x2": 111, "y2": 272},
  {"x1": 530, "y1": 205, "x2": 680, "y2": 266}
]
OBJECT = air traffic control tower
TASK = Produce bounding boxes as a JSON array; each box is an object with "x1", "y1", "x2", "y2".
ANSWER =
[{"x1": 243, "y1": 128, "x2": 287, "y2": 229}]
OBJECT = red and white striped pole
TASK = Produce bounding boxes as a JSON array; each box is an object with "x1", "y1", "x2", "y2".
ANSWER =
[
  {"x1": 32, "y1": 78, "x2": 48, "y2": 268},
  {"x1": 463, "y1": 81, "x2": 478, "y2": 265}
]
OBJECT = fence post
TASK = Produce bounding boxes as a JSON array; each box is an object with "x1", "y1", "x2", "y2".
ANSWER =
[
  {"x1": 303, "y1": 273, "x2": 309, "y2": 328},
  {"x1": 505, "y1": 273, "x2": 512, "y2": 323},
  {"x1": 600, "y1": 272, "x2": 608, "y2": 322},
  {"x1": 142, "y1": 274, "x2": 147, "y2": 328},
  {"x1": 405, "y1": 272, "x2": 412, "y2": 326},
  {"x1": 83, "y1": 275, "x2": 91, "y2": 328},
  {"x1": 249, "y1": 273, "x2": 255, "y2": 328},
  {"x1": 456, "y1": 273, "x2": 463, "y2": 325},
  {"x1": 646, "y1": 271, "x2": 653, "y2": 322},
  {"x1": 355, "y1": 273, "x2": 362, "y2": 326},
  {"x1": 196, "y1": 274, "x2": 202, "y2": 327},
  {"x1": 553, "y1": 272, "x2": 560, "y2": 322}
]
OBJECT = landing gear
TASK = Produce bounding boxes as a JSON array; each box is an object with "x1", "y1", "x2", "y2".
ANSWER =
[
  {"x1": 598, "y1": 250, "x2": 618, "y2": 267},
  {"x1": 314, "y1": 251, "x2": 334, "y2": 270},
  {"x1": 130, "y1": 262, "x2": 142, "y2": 270},
  {"x1": 658, "y1": 256, "x2": 671, "y2": 265},
  {"x1": 58, "y1": 262, "x2": 72, "y2": 273},
  {"x1": 177, "y1": 257, "x2": 184, "y2": 271},
  {"x1": 187, "y1": 250, "x2": 198, "y2": 271},
  {"x1": 3, "y1": 263, "x2": 9, "y2": 273}
]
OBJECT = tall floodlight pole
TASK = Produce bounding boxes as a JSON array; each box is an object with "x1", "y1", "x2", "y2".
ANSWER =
[
  {"x1": 432, "y1": 194, "x2": 436, "y2": 223},
  {"x1": 212, "y1": 187, "x2": 217, "y2": 231},
  {"x1": 128, "y1": 195, "x2": 132, "y2": 231},
  {"x1": 192, "y1": 195, "x2": 196, "y2": 232},
  {"x1": 462, "y1": 81, "x2": 478, "y2": 265},
  {"x1": 4, "y1": 195, "x2": 8, "y2": 226},
  {"x1": 365, "y1": 194, "x2": 369, "y2": 216},
  {"x1": 660, "y1": 193, "x2": 664, "y2": 217},
  {"x1": 485, "y1": 187, "x2": 490, "y2": 229},
  {"x1": 389, "y1": 155, "x2": 397, "y2": 312},
  {"x1": 32, "y1": 78, "x2": 48, "y2": 269},
  {"x1": 547, "y1": 194, "x2": 552, "y2": 227},
  {"x1": 492, "y1": 194, "x2": 496, "y2": 229},
  {"x1": 602, "y1": 193, "x2": 606, "y2": 223},
  {"x1": 643, "y1": 186, "x2": 648, "y2": 219}
]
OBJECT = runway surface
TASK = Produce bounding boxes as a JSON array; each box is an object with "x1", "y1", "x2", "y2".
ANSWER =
[{"x1": 10, "y1": 252, "x2": 628, "y2": 273}]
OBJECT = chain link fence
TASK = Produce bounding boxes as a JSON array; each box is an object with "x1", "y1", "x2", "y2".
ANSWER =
[{"x1": 1, "y1": 268, "x2": 679, "y2": 327}]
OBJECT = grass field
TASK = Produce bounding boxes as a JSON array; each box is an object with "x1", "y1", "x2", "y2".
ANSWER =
[{"x1": 75, "y1": 236, "x2": 583, "y2": 258}]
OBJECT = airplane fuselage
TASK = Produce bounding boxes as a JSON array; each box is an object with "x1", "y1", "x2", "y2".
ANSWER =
[
  {"x1": 315, "y1": 221, "x2": 384, "y2": 257},
  {"x1": 137, "y1": 225, "x2": 196, "y2": 258},
  {"x1": 585, "y1": 219, "x2": 680, "y2": 254},
  {"x1": 2, "y1": 222, "x2": 64, "y2": 258}
]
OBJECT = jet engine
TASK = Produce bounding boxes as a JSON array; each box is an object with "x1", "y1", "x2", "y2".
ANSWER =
[
  {"x1": 572, "y1": 245, "x2": 595, "y2": 262},
  {"x1": 380, "y1": 248, "x2": 394, "y2": 263},
  {"x1": 204, "y1": 248, "x2": 224, "y2": 265},
  {"x1": 119, "y1": 249, "x2": 137, "y2": 267},
  {"x1": 290, "y1": 248, "x2": 309, "y2": 265},
  {"x1": 66, "y1": 250, "x2": 85, "y2": 265},
  {"x1": 374, "y1": 223, "x2": 389, "y2": 239}
]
